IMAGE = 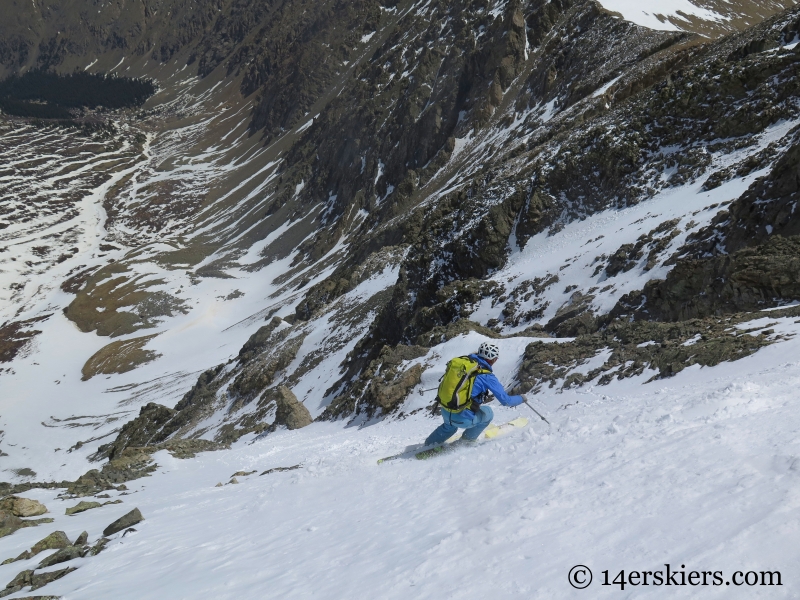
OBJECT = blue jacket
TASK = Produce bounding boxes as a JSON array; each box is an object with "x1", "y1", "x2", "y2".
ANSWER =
[{"x1": 468, "y1": 354, "x2": 524, "y2": 407}]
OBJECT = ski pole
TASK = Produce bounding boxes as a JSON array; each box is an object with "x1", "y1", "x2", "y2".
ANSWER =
[{"x1": 523, "y1": 399, "x2": 551, "y2": 426}]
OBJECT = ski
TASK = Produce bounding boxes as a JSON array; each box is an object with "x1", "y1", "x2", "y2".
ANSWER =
[
  {"x1": 377, "y1": 417, "x2": 529, "y2": 464},
  {"x1": 414, "y1": 442, "x2": 461, "y2": 460},
  {"x1": 483, "y1": 416, "x2": 529, "y2": 439},
  {"x1": 376, "y1": 444, "x2": 427, "y2": 464}
]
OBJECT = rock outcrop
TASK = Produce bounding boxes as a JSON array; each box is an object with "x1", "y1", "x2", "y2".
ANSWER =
[
  {"x1": 65, "y1": 501, "x2": 103, "y2": 516},
  {"x1": 2, "y1": 530, "x2": 71, "y2": 564},
  {"x1": 0, "y1": 566, "x2": 76, "y2": 598},
  {"x1": 0, "y1": 510, "x2": 52, "y2": 539}
]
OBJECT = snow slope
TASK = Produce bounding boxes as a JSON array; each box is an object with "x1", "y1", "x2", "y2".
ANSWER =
[
  {"x1": 598, "y1": 0, "x2": 724, "y2": 31},
  {"x1": 2, "y1": 320, "x2": 798, "y2": 599},
  {"x1": 472, "y1": 118, "x2": 800, "y2": 331},
  {"x1": 597, "y1": 0, "x2": 800, "y2": 36}
]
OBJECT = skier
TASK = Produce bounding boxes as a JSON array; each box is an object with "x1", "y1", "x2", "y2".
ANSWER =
[{"x1": 424, "y1": 341, "x2": 525, "y2": 447}]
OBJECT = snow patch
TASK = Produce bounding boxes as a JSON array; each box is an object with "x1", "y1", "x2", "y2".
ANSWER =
[{"x1": 597, "y1": 0, "x2": 724, "y2": 32}]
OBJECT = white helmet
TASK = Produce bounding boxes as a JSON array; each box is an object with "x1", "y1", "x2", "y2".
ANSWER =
[{"x1": 478, "y1": 342, "x2": 500, "y2": 361}]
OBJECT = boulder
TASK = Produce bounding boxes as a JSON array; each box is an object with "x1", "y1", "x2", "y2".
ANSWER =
[
  {"x1": 0, "y1": 530, "x2": 72, "y2": 566},
  {"x1": 88, "y1": 537, "x2": 109, "y2": 556},
  {"x1": 0, "y1": 511, "x2": 23, "y2": 538},
  {"x1": 103, "y1": 508, "x2": 144, "y2": 536},
  {"x1": 260, "y1": 464, "x2": 302, "y2": 476},
  {"x1": 74, "y1": 531, "x2": 88, "y2": 546},
  {"x1": 30, "y1": 531, "x2": 71, "y2": 557},
  {"x1": 37, "y1": 545, "x2": 84, "y2": 568},
  {"x1": 30, "y1": 566, "x2": 76, "y2": 591},
  {"x1": 0, "y1": 497, "x2": 47, "y2": 518},
  {"x1": 273, "y1": 386, "x2": 312, "y2": 430},
  {"x1": 20, "y1": 518, "x2": 53, "y2": 528},
  {"x1": 2, "y1": 569, "x2": 33, "y2": 593},
  {"x1": 0, "y1": 566, "x2": 76, "y2": 596},
  {"x1": 66, "y1": 501, "x2": 102, "y2": 516}
]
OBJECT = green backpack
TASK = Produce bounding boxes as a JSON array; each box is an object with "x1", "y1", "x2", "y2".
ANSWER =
[{"x1": 437, "y1": 356, "x2": 491, "y2": 412}]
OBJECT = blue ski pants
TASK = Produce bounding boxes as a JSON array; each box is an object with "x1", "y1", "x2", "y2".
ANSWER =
[{"x1": 425, "y1": 405, "x2": 494, "y2": 446}]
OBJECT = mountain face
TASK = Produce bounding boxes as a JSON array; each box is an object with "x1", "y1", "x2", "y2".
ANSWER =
[{"x1": 0, "y1": 0, "x2": 799, "y2": 505}]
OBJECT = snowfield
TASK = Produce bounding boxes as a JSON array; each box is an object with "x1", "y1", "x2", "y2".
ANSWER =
[
  {"x1": 598, "y1": 0, "x2": 724, "y2": 31},
  {"x1": 1, "y1": 323, "x2": 798, "y2": 599}
]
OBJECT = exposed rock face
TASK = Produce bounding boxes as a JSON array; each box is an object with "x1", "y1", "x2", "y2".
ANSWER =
[
  {"x1": 324, "y1": 344, "x2": 429, "y2": 419},
  {"x1": 618, "y1": 235, "x2": 800, "y2": 322},
  {"x1": 229, "y1": 335, "x2": 303, "y2": 406},
  {"x1": 77, "y1": 440, "x2": 225, "y2": 496},
  {"x1": 368, "y1": 363, "x2": 425, "y2": 413},
  {"x1": 614, "y1": 133, "x2": 800, "y2": 322},
  {"x1": 30, "y1": 531, "x2": 71, "y2": 556},
  {"x1": 545, "y1": 292, "x2": 597, "y2": 337},
  {"x1": 103, "y1": 508, "x2": 144, "y2": 536},
  {"x1": 98, "y1": 403, "x2": 178, "y2": 461},
  {"x1": 604, "y1": 220, "x2": 681, "y2": 277},
  {"x1": 516, "y1": 307, "x2": 798, "y2": 393},
  {"x1": 415, "y1": 320, "x2": 505, "y2": 348},
  {"x1": 0, "y1": 509, "x2": 52, "y2": 539},
  {"x1": 88, "y1": 537, "x2": 110, "y2": 557},
  {"x1": 236, "y1": 317, "x2": 286, "y2": 363},
  {"x1": 0, "y1": 316, "x2": 49, "y2": 364},
  {"x1": 64, "y1": 264, "x2": 188, "y2": 338},
  {"x1": 260, "y1": 464, "x2": 302, "y2": 476},
  {"x1": 69, "y1": 449, "x2": 158, "y2": 497}
]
